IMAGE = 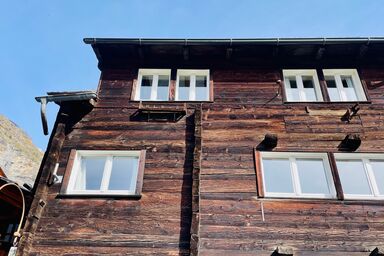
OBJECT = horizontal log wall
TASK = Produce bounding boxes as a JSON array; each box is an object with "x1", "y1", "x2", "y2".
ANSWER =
[
  {"x1": 25, "y1": 67, "x2": 384, "y2": 255},
  {"x1": 27, "y1": 70, "x2": 195, "y2": 255},
  {"x1": 199, "y1": 68, "x2": 384, "y2": 255}
]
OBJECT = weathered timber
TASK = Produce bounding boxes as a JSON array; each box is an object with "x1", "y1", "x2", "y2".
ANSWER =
[
  {"x1": 190, "y1": 105, "x2": 202, "y2": 255},
  {"x1": 21, "y1": 44, "x2": 384, "y2": 256}
]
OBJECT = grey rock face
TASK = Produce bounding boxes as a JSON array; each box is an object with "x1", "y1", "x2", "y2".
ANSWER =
[{"x1": 0, "y1": 114, "x2": 43, "y2": 186}]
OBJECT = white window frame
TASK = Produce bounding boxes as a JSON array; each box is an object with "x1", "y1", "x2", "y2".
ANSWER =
[
  {"x1": 175, "y1": 69, "x2": 210, "y2": 101},
  {"x1": 260, "y1": 152, "x2": 336, "y2": 199},
  {"x1": 283, "y1": 69, "x2": 323, "y2": 102},
  {"x1": 323, "y1": 69, "x2": 367, "y2": 102},
  {"x1": 135, "y1": 69, "x2": 171, "y2": 101},
  {"x1": 66, "y1": 150, "x2": 142, "y2": 195},
  {"x1": 335, "y1": 153, "x2": 384, "y2": 200}
]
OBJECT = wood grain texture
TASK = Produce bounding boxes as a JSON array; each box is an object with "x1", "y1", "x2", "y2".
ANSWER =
[{"x1": 20, "y1": 66, "x2": 384, "y2": 256}]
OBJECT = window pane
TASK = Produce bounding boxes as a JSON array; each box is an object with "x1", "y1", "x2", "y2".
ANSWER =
[
  {"x1": 263, "y1": 159, "x2": 294, "y2": 193},
  {"x1": 157, "y1": 75, "x2": 169, "y2": 100},
  {"x1": 341, "y1": 76, "x2": 358, "y2": 101},
  {"x1": 337, "y1": 160, "x2": 372, "y2": 195},
  {"x1": 178, "y1": 76, "x2": 190, "y2": 100},
  {"x1": 286, "y1": 77, "x2": 300, "y2": 101},
  {"x1": 325, "y1": 77, "x2": 341, "y2": 101},
  {"x1": 140, "y1": 75, "x2": 153, "y2": 100},
  {"x1": 75, "y1": 157, "x2": 105, "y2": 190},
  {"x1": 108, "y1": 157, "x2": 139, "y2": 191},
  {"x1": 296, "y1": 159, "x2": 330, "y2": 194},
  {"x1": 302, "y1": 76, "x2": 317, "y2": 101},
  {"x1": 370, "y1": 160, "x2": 384, "y2": 195},
  {"x1": 196, "y1": 75, "x2": 208, "y2": 100}
]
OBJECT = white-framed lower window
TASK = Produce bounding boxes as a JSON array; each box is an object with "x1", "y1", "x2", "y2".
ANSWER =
[
  {"x1": 283, "y1": 69, "x2": 323, "y2": 102},
  {"x1": 323, "y1": 69, "x2": 367, "y2": 102},
  {"x1": 176, "y1": 69, "x2": 210, "y2": 101},
  {"x1": 335, "y1": 153, "x2": 384, "y2": 199},
  {"x1": 135, "y1": 69, "x2": 171, "y2": 101},
  {"x1": 260, "y1": 152, "x2": 336, "y2": 199},
  {"x1": 65, "y1": 150, "x2": 145, "y2": 196}
]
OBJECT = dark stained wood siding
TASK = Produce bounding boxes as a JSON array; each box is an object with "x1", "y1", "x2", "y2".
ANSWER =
[
  {"x1": 23, "y1": 69, "x2": 197, "y2": 255},
  {"x1": 22, "y1": 66, "x2": 384, "y2": 255},
  {"x1": 199, "y1": 68, "x2": 384, "y2": 255}
]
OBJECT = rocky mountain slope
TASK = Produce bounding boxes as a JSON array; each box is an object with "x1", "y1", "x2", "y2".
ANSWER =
[{"x1": 0, "y1": 114, "x2": 43, "y2": 186}]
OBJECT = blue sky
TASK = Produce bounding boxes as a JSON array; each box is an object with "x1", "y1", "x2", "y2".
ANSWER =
[{"x1": 0, "y1": 0, "x2": 383, "y2": 150}]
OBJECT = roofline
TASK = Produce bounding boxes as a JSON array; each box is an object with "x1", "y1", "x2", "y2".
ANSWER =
[{"x1": 84, "y1": 37, "x2": 384, "y2": 46}]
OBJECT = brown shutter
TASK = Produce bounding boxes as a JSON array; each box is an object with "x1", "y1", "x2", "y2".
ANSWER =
[
  {"x1": 328, "y1": 153, "x2": 344, "y2": 200},
  {"x1": 131, "y1": 79, "x2": 138, "y2": 101},
  {"x1": 209, "y1": 79, "x2": 214, "y2": 101},
  {"x1": 357, "y1": 69, "x2": 372, "y2": 102},
  {"x1": 60, "y1": 149, "x2": 77, "y2": 194},
  {"x1": 317, "y1": 69, "x2": 331, "y2": 102},
  {"x1": 169, "y1": 80, "x2": 176, "y2": 101},
  {"x1": 279, "y1": 70, "x2": 287, "y2": 103},
  {"x1": 135, "y1": 150, "x2": 146, "y2": 196},
  {"x1": 254, "y1": 149, "x2": 265, "y2": 198}
]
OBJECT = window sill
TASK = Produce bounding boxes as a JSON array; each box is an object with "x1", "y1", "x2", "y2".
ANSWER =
[
  {"x1": 257, "y1": 197, "x2": 384, "y2": 205},
  {"x1": 283, "y1": 100, "x2": 371, "y2": 105},
  {"x1": 57, "y1": 193, "x2": 142, "y2": 200}
]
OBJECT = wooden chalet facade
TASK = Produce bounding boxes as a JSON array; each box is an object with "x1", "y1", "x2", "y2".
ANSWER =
[{"x1": 17, "y1": 38, "x2": 384, "y2": 255}]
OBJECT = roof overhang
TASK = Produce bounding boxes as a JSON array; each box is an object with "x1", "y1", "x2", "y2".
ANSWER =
[{"x1": 84, "y1": 37, "x2": 384, "y2": 69}]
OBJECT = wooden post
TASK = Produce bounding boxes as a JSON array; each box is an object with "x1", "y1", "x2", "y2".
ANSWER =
[
  {"x1": 190, "y1": 105, "x2": 202, "y2": 256},
  {"x1": 16, "y1": 110, "x2": 68, "y2": 256},
  {"x1": 327, "y1": 153, "x2": 344, "y2": 200}
]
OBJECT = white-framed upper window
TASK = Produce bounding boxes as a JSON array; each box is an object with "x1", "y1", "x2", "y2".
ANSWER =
[
  {"x1": 176, "y1": 69, "x2": 210, "y2": 101},
  {"x1": 260, "y1": 152, "x2": 336, "y2": 199},
  {"x1": 66, "y1": 150, "x2": 144, "y2": 195},
  {"x1": 283, "y1": 69, "x2": 323, "y2": 102},
  {"x1": 135, "y1": 69, "x2": 171, "y2": 101},
  {"x1": 323, "y1": 69, "x2": 367, "y2": 102},
  {"x1": 335, "y1": 153, "x2": 384, "y2": 200}
]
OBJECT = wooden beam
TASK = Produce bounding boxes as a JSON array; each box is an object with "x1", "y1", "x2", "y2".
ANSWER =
[
  {"x1": 254, "y1": 149, "x2": 264, "y2": 198},
  {"x1": 358, "y1": 44, "x2": 369, "y2": 59},
  {"x1": 328, "y1": 153, "x2": 344, "y2": 200},
  {"x1": 190, "y1": 105, "x2": 202, "y2": 256},
  {"x1": 183, "y1": 47, "x2": 189, "y2": 61},
  {"x1": 16, "y1": 111, "x2": 68, "y2": 256},
  {"x1": 316, "y1": 46, "x2": 326, "y2": 60},
  {"x1": 226, "y1": 47, "x2": 233, "y2": 60}
]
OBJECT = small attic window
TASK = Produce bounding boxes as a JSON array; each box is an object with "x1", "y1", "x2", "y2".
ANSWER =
[
  {"x1": 176, "y1": 69, "x2": 210, "y2": 101},
  {"x1": 134, "y1": 69, "x2": 171, "y2": 101},
  {"x1": 282, "y1": 69, "x2": 323, "y2": 102},
  {"x1": 323, "y1": 69, "x2": 367, "y2": 102}
]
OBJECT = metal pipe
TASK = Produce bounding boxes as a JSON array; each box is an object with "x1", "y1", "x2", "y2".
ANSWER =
[{"x1": 83, "y1": 37, "x2": 384, "y2": 46}]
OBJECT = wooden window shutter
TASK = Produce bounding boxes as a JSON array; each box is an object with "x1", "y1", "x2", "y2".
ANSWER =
[
  {"x1": 169, "y1": 80, "x2": 176, "y2": 101},
  {"x1": 357, "y1": 69, "x2": 372, "y2": 102},
  {"x1": 60, "y1": 149, "x2": 77, "y2": 194},
  {"x1": 327, "y1": 152, "x2": 344, "y2": 200},
  {"x1": 209, "y1": 79, "x2": 214, "y2": 101},
  {"x1": 254, "y1": 149, "x2": 265, "y2": 198},
  {"x1": 135, "y1": 150, "x2": 146, "y2": 196},
  {"x1": 131, "y1": 79, "x2": 138, "y2": 101}
]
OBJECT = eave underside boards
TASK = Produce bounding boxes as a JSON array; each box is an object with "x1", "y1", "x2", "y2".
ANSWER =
[{"x1": 199, "y1": 101, "x2": 384, "y2": 254}]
